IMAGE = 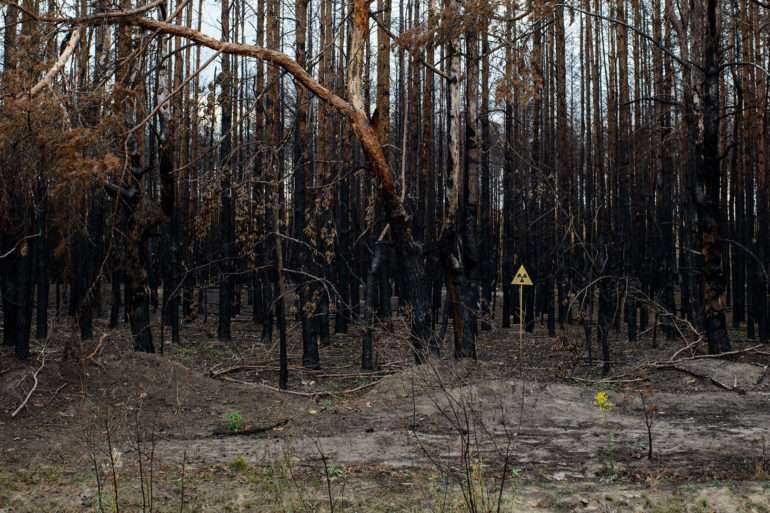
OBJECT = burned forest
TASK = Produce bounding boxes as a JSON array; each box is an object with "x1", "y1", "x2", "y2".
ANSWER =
[{"x1": 2, "y1": 0, "x2": 770, "y2": 511}]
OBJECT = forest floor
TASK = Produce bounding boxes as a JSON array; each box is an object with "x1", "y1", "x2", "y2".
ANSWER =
[{"x1": 2, "y1": 306, "x2": 770, "y2": 512}]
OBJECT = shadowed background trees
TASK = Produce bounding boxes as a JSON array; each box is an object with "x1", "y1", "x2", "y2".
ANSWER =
[{"x1": 1, "y1": 0, "x2": 768, "y2": 379}]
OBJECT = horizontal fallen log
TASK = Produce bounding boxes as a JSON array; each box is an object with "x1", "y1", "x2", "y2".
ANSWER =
[
  {"x1": 212, "y1": 419, "x2": 288, "y2": 437},
  {"x1": 219, "y1": 375, "x2": 382, "y2": 398}
]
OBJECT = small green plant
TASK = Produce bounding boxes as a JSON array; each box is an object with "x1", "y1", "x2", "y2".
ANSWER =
[
  {"x1": 322, "y1": 464, "x2": 345, "y2": 479},
  {"x1": 225, "y1": 410, "x2": 243, "y2": 432}
]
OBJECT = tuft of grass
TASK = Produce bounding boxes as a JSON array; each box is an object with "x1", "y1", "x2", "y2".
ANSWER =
[{"x1": 229, "y1": 455, "x2": 249, "y2": 473}]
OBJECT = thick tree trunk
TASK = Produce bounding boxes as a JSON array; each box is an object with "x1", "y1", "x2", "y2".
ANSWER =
[
  {"x1": 106, "y1": 137, "x2": 161, "y2": 353},
  {"x1": 699, "y1": 0, "x2": 730, "y2": 354}
]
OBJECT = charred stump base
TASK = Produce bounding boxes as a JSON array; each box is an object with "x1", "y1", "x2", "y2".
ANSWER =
[
  {"x1": 127, "y1": 284, "x2": 154, "y2": 353},
  {"x1": 598, "y1": 280, "x2": 616, "y2": 375},
  {"x1": 706, "y1": 312, "x2": 731, "y2": 354}
]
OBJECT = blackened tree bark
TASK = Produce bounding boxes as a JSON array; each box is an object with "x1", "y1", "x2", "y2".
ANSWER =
[
  {"x1": 501, "y1": 1, "x2": 515, "y2": 329},
  {"x1": 16, "y1": 237, "x2": 34, "y2": 360},
  {"x1": 106, "y1": 136, "x2": 164, "y2": 353},
  {"x1": 750, "y1": 0, "x2": 769, "y2": 343},
  {"x1": 35, "y1": 171, "x2": 49, "y2": 340},
  {"x1": 159, "y1": 63, "x2": 179, "y2": 347},
  {"x1": 363, "y1": 232, "x2": 389, "y2": 370},
  {"x1": 480, "y1": 23, "x2": 492, "y2": 331},
  {"x1": 653, "y1": 0, "x2": 676, "y2": 338},
  {"x1": 293, "y1": 0, "x2": 320, "y2": 369},
  {"x1": 1, "y1": 218, "x2": 34, "y2": 360},
  {"x1": 698, "y1": 0, "x2": 730, "y2": 354},
  {"x1": 441, "y1": 0, "x2": 466, "y2": 359},
  {"x1": 217, "y1": 0, "x2": 234, "y2": 342},
  {"x1": 461, "y1": 14, "x2": 481, "y2": 359},
  {"x1": 72, "y1": 0, "x2": 432, "y2": 364}
]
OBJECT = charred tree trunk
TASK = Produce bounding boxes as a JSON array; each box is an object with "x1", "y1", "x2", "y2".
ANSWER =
[
  {"x1": 109, "y1": 137, "x2": 162, "y2": 353},
  {"x1": 217, "y1": 0, "x2": 234, "y2": 342},
  {"x1": 35, "y1": 175, "x2": 49, "y2": 340},
  {"x1": 293, "y1": 0, "x2": 320, "y2": 369},
  {"x1": 698, "y1": 0, "x2": 730, "y2": 354}
]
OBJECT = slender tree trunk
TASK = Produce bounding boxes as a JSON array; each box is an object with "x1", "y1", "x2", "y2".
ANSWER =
[
  {"x1": 502, "y1": 1, "x2": 515, "y2": 330},
  {"x1": 217, "y1": 0, "x2": 234, "y2": 342},
  {"x1": 461, "y1": 15, "x2": 480, "y2": 359},
  {"x1": 293, "y1": 0, "x2": 319, "y2": 369},
  {"x1": 442, "y1": 0, "x2": 465, "y2": 358}
]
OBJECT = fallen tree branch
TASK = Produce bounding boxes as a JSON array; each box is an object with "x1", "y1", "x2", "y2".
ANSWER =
[
  {"x1": 666, "y1": 344, "x2": 764, "y2": 363},
  {"x1": 569, "y1": 376, "x2": 646, "y2": 385},
  {"x1": 668, "y1": 336, "x2": 703, "y2": 361},
  {"x1": 662, "y1": 364, "x2": 746, "y2": 394},
  {"x1": 11, "y1": 354, "x2": 46, "y2": 418},
  {"x1": 580, "y1": 345, "x2": 767, "y2": 392},
  {"x1": 211, "y1": 364, "x2": 300, "y2": 378},
  {"x1": 25, "y1": 27, "x2": 82, "y2": 98},
  {"x1": 219, "y1": 375, "x2": 383, "y2": 398},
  {"x1": 211, "y1": 364, "x2": 393, "y2": 380},
  {"x1": 211, "y1": 419, "x2": 288, "y2": 437}
]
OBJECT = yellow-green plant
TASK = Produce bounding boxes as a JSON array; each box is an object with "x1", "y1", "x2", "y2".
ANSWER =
[
  {"x1": 594, "y1": 391, "x2": 617, "y2": 479},
  {"x1": 594, "y1": 391, "x2": 614, "y2": 412}
]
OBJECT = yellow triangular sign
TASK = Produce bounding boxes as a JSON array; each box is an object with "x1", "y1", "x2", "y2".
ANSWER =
[{"x1": 511, "y1": 265, "x2": 533, "y2": 286}]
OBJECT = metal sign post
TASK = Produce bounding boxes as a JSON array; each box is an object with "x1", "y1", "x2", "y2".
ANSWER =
[{"x1": 511, "y1": 264, "x2": 533, "y2": 355}]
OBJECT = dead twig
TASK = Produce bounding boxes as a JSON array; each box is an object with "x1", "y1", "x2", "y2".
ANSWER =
[
  {"x1": 88, "y1": 333, "x2": 109, "y2": 361},
  {"x1": 666, "y1": 344, "x2": 764, "y2": 363},
  {"x1": 668, "y1": 335, "x2": 704, "y2": 361},
  {"x1": 44, "y1": 383, "x2": 68, "y2": 408},
  {"x1": 11, "y1": 352, "x2": 46, "y2": 418}
]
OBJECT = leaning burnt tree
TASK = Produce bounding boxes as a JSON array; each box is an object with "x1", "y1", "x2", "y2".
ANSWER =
[{"x1": 70, "y1": 0, "x2": 435, "y2": 362}]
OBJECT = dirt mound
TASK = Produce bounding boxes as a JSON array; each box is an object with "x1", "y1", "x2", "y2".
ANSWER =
[
  {"x1": 363, "y1": 358, "x2": 502, "y2": 404},
  {"x1": 1, "y1": 347, "x2": 293, "y2": 463}
]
